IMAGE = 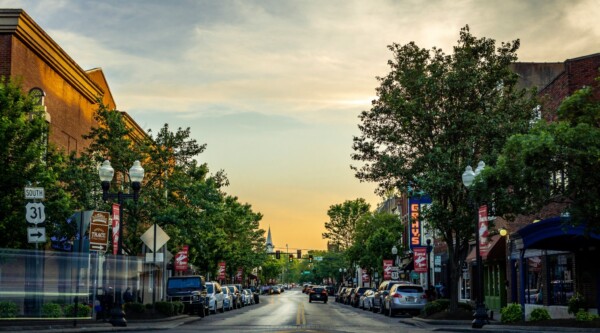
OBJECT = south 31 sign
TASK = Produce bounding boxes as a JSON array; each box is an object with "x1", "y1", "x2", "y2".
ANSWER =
[{"x1": 409, "y1": 195, "x2": 432, "y2": 251}]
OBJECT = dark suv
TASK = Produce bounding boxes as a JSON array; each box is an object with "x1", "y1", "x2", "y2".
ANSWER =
[{"x1": 166, "y1": 275, "x2": 209, "y2": 317}]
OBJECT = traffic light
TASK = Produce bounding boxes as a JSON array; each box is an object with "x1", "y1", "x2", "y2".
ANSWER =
[
  {"x1": 308, "y1": 255, "x2": 313, "y2": 263},
  {"x1": 297, "y1": 249, "x2": 302, "y2": 259},
  {"x1": 276, "y1": 250, "x2": 280, "y2": 259},
  {"x1": 289, "y1": 254, "x2": 293, "y2": 262}
]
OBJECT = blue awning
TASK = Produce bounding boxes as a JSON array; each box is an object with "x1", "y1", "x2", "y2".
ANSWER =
[{"x1": 511, "y1": 216, "x2": 600, "y2": 252}]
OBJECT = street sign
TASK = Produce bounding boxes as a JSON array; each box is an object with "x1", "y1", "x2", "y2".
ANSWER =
[
  {"x1": 24, "y1": 187, "x2": 44, "y2": 199},
  {"x1": 141, "y1": 224, "x2": 170, "y2": 252},
  {"x1": 27, "y1": 227, "x2": 46, "y2": 243},
  {"x1": 315, "y1": 256, "x2": 323, "y2": 261},
  {"x1": 89, "y1": 211, "x2": 109, "y2": 252},
  {"x1": 391, "y1": 271, "x2": 399, "y2": 280},
  {"x1": 25, "y1": 202, "x2": 45, "y2": 224}
]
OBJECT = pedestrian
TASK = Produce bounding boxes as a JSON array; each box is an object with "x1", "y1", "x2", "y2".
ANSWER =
[
  {"x1": 100, "y1": 287, "x2": 114, "y2": 321},
  {"x1": 123, "y1": 287, "x2": 134, "y2": 303}
]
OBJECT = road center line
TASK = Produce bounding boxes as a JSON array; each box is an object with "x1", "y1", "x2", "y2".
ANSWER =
[{"x1": 296, "y1": 302, "x2": 306, "y2": 325}]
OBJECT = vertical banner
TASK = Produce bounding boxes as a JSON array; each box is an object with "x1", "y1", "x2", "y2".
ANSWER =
[
  {"x1": 478, "y1": 205, "x2": 489, "y2": 256},
  {"x1": 111, "y1": 204, "x2": 120, "y2": 255},
  {"x1": 408, "y1": 196, "x2": 432, "y2": 250},
  {"x1": 175, "y1": 245, "x2": 189, "y2": 271},
  {"x1": 413, "y1": 247, "x2": 427, "y2": 273},
  {"x1": 362, "y1": 268, "x2": 370, "y2": 283},
  {"x1": 218, "y1": 262, "x2": 226, "y2": 280},
  {"x1": 236, "y1": 268, "x2": 243, "y2": 282},
  {"x1": 383, "y1": 259, "x2": 393, "y2": 280}
]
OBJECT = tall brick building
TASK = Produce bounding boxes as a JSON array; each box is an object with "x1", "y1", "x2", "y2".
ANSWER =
[{"x1": 0, "y1": 8, "x2": 145, "y2": 154}]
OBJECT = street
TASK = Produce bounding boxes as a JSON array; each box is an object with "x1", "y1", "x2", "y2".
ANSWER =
[{"x1": 165, "y1": 289, "x2": 432, "y2": 333}]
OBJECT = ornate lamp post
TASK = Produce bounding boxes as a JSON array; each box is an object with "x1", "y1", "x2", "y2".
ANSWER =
[
  {"x1": 462, "y1": 161, "x2": 488, "y2": 328},
  {"x1": 99, "y1": 160, "x2": 144, "y2": 327},
  {"x1": 391, "y1": 245, "x2": 398, "y2": 266}
]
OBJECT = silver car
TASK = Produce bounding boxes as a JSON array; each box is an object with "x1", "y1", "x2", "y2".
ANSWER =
[
  {"x1": 383, "y1": 283, "x2": 427, "y2": 317},
  {"x1": 359, "y1": 288, "x2": 376, "y2": 310},
  {"x1": 222, "y1": 286, "x2": 234, "y2": 311},
  {"x1": 205, "y1": 282, "x2": 225, "y2": 314}
]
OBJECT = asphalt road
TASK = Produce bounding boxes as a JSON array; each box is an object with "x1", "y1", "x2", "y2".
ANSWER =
[{"x1": 165, "y1": 288, "x2": 432, "y2": 333}]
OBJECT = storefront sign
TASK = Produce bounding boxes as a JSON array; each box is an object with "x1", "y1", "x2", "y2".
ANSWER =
[
  {"x1": 175, "y1": 245, "x2": 189, "y2": 271},
  {"x1": 112, "y1": 204, "x2": 120, "y2": 255},
  {"x1": 409, "y1": 196, "x2": 432, "y2": 250},
  {"x1": 218, "y1": 262, "x2": 226, "y2": 280},
  {"x1": 383, "y1": 260, "x2": 393, "y2": 280},
  {"x1": 478, "y1": 205, "x2": 489, "y2": 257}
]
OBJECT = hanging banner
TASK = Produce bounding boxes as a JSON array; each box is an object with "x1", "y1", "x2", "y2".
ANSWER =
[
  {"x1": 383, "y1": 260, "x2": 393, "y2": 280},
  {"x1": 413, "y1": 247, "x2": 428, "y2": 273},
  {"x1": 478, "y1": 205, "x2": 489, "y2": 257},
  {"x1": 175, "y1": 245, "x2": 189, "y2": 271},
  {"x1": 218, "y1": 262, "x2": 226, "y2": 280},
  {"x1": 362, "y1": 268, "x2": 370, "y2": 283},
  {"x1": 408, "y1": 196, "x2": 432, "y2": 250},
  {"x1": 112, "y1": 204, "x2": 120, "y2": 255},
  {"x1": 236, "y1": 268, "x2": 243, "y2": 282}
]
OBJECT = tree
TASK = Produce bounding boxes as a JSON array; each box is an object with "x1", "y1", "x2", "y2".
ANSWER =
[
  {"x1": 322, "y1": 198, "x2": 371, "y2": 251},
  {"x1": 346, "y1": 212, "x2": 403, "y2": 280},
  {"x1": 351, "y1": 26, "x2": 536, "y2": 310},
  {"x1": 487, "y1": 77, "x2": 600, "y2": 232},
  {"x1": 0, "y1": 78, "x2": 75, "y2": 248}
]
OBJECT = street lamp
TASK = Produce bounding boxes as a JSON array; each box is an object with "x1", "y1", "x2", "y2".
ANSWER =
[
  {"x1": 391, "y1": 245, "x2": 398, "y2": 266},
  {"x1": 462, "y1": 161, "x2": 488, "y2": 328},
  {"x1": 339, "y1": 268, "x2": 347, "y2": 286},
  {"x1": 426, "y1": 239, "x2": 432, "y2": 297},
  {"x1": 99, "y1": 160, "x2": 144, "y2": 327}
]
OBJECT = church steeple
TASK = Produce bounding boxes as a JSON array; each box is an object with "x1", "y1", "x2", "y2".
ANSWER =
[{"x1": 265, "y1": 226, "x2": 274, "y2": 253}]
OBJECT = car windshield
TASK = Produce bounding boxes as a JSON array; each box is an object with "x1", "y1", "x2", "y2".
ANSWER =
[
  {"x1": 312, "y1": 287, "x2": 324, "y2": 293},
  {"x1": 205, "y1": 284, "x2": 214, "y2": 293},
  {"x1": 167, "y1": 277, "x2": 202, "y2": 291}
]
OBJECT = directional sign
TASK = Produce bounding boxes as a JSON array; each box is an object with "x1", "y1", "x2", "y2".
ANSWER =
[
  {"x1": 27, "y1": 227, "x2": 46, "y2": 243},
  {"x1": 24, "y1": 187, "x2": 44, "y2": 199},
  {"x1": 25, "y1": 202, "x2": 46, "y2": 224},
  {"x1": 391, "y1": 271, "x2": 399, "y2": 280},
  {"x1": 89, "y1": 211, "x2": 109, "y2": 252}
]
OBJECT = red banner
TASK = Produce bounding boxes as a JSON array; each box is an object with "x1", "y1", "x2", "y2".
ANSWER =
[
  {"x1": 362, "y1": 268, "x2": 370, "y2": 283},
  {"x1": 383, "y1": 260, "x2": 393, "y2": 280},
  {"x1": 413, "y1": 247, "x2": 427, "y2": 273},
  {"x1": 236, "y1": 268, "x2": 243, "y2": 282},
  {"x1": 175, "y1": 245, "x2": 189, "y2": 271},
  {"x1": 478, "y1": 205, "x2": 489, "y2": 256},
  {"x1": 112, "y1": 204, "x2": 120, "y2": 255},
  {"x1": 218, "y1": 262, "x2": 226, "y2": 280}
]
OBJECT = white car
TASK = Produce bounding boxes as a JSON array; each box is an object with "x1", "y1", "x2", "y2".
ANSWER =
[
  {"x1": 205, "y1": 282, "x2": 225, "y2": 314},
  {"x1": 222, "y1": 286, "x2": 234, "y2": 311}
]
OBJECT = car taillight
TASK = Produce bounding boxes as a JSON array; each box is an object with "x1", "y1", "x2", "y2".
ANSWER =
[
  {"x1": 393, "y1": 293, "x2": 402, "y2": 298},
  {"x1": 322, "y1": 291, "x2": 327, "y2": 295}
]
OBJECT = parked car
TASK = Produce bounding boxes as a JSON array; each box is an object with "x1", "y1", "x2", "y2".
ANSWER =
[
  {"x1": 336, "y1": 287, "x2": 347, "y2": 302},
  {"x1": 271, "y1": 286, "x2": 281, "y2": 294},
  {"x1": 373, "y1": 280, "x2": 405, "y2": 313},
  {"x1": 383, "y1": 283, "x2": 427, "y2": 316},
  {"x1": 222, "y1": 286, "x2": 234, "y2": 311},
  {"x1": 308, "y1": 286, "x2": 328, "y2": 303},
  {"x1": 359, "y1": 288, "x2": 376, "y2": 310},
  {"x1": 342, "y1": 287, "x2": 354, "y2": 304},
  {"x1": 205, "y1": 281, "x2": 225, "y2": 314},
  {"x1": 225, "y1": 285, "x2": 243, "y2": 308},
  {"x1": 350, "y1": 287, "x2": 371, "y2": 307},
  {"x1": 166, "y1": 275, "x2": 209, "y2": 317},
  {"x1": 241, "y1": 289, "x2": 253, "y2": 305}
]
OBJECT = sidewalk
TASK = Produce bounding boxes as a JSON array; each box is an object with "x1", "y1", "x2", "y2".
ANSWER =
[
  {"x1": 0, "y1": 315, "x2": 203, "y2": 333},
  {"x1": 400, "y1": 317, "x2": 600, "y2": 333}
]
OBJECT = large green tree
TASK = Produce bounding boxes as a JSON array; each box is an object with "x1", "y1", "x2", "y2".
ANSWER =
[
  {"x1": 487, "y1": 78, "x2": 600, "y2": 232},
  {"x1": 0, "y1": 78, "x2": 75, "y2": 248},
  {"x1": 322, "y1": 198, "x2": 371, "y2": 251},
  {"x1": 351, "y1": 26, "x2": 537, "y2": 310}
]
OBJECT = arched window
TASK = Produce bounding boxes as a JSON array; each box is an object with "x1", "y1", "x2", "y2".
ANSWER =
[{"x1": 29, "y1": 87, "x2": 45, "y2": 106}]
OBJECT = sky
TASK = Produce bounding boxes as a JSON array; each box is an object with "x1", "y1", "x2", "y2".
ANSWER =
[{"x1": 3, "y1": 0, "x2": 599, "y2": 251}]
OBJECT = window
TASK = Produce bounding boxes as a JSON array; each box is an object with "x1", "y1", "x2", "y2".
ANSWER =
[{"x1": 29, "y1": 87, "x2": 45, "y2": 106}]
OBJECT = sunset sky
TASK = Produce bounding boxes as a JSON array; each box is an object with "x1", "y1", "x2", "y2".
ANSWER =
[{"x1": 3, "y1": 0, "x2": 599, "y2": 250}]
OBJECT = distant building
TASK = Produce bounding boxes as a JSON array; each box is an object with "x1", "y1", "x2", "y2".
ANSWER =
[{"x1": 265, "y1": 226, "x2": 274, "y2": 253}]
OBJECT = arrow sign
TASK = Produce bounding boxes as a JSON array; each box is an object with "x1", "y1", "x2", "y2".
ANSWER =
[{"x1": 27, "y1": 227, "x2": 46, "y2": 243}]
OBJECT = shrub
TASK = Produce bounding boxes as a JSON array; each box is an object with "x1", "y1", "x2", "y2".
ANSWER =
[
  {"x1": 457, "y1": 302, "x2": 473, "y2": 311},
  {"x1": 124, "y1": 302, "x2": 145, "y2": 316},
  {"x1": 0, "y1": 301, "x2": 18, "y2": 318},
  {"x1": 575, "y1": 309, "x2": 599, "y2": 321},
  {"x1": 568, "y1": 293, "x2": 586, "y2": 315},
  {"x1": 529, "y1": 308, "x2": 551, "y2": 321},
  {"x1": 423, "y1": 300, "x2": 446, "y2": 316},
  {"x1": 173, "y1": 301, "x2": 184, "y2": 315},
  {"x1": 41, "y1": 303, "x2": 63, "y2": 318},
  {"x1": 155, "y1": 301, "x2": 175, "y2": 316},
  {"x1": 500, "y1": 303, "x2": 522, "y2": 323},
  {"x1": 64, "y1": 303, "x2": 91, "y2": 317}
]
